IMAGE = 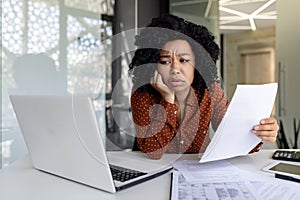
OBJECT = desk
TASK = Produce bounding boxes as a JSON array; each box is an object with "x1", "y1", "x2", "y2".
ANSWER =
[{"x1": 0, "y1": 150, "x2": 293, "y2": 200}]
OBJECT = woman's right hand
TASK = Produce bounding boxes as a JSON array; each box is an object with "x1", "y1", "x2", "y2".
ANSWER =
[{"x1": 150, "y1": 70, "x2": 175, "y2": 103}]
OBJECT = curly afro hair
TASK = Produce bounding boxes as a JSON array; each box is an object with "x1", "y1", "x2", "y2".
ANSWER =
[{"x1": 129, "y1": 14, "x2": 221, "y2": 95}]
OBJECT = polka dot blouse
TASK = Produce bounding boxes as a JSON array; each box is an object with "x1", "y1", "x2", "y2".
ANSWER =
[
  {"x1": 130, "y1": 82, "x2": 262, "y2": 160},
  {"x1": 130, "y1": 82, "x2": 225, "y2": 159}
]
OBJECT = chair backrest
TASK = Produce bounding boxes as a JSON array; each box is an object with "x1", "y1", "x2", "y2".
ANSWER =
[
  {"x1": 131, "y1": 137, "x2": 140, "y2": 151},
  {"x1": 277, "y1": 119, "x2": 291, "y2": 149},
  {"x1": 293, "y1": 118, "x2": 300, "y2": 148}
]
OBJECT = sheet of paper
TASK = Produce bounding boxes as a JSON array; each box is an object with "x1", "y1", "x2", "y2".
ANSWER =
[
  {"x1": 172, "y1": 159, "x2": 245, "y2": 183},
  {"x1": 171, "y1": 159, "x2": 300, "y2": 200},
  {"x1": 200, "y1": 83, "x2": 278, "y2": 163},
  {"x1": 171, "y1": 171, "x2": 260, "y2": 200},
  {"x1": 171, "y1": 160, "x2": 261, "y2": 200},
  {"x1": 171, "y1": 171, "x2": 300, "y2": 200}
]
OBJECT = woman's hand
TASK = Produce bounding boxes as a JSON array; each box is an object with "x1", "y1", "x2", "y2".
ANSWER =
[
  {"x1": 252, "y1": 117, "x2": 279, "y2": 142},
  {"x1": 150, "y1": 70, "x2": 175, "y2": 103}
]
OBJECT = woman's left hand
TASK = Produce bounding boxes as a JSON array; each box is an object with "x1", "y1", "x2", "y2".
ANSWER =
[{"x1": 252, "y1": 117, "x2": 279, "y2": 142}]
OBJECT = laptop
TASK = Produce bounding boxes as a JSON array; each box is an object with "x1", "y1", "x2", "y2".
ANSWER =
[{"x1": 10, "y1": 95, "x2": 173, "y2": 193}]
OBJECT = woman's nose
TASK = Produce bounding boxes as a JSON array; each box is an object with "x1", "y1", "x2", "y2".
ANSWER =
[{"x1": 170, "y1": 59, "x2": 180, "y2": 74}]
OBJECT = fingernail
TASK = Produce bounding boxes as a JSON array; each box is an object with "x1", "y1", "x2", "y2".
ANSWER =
[
  {"x1": 254, "y1": 126, "x2": 260, "y2": 130},
  {"x1": 260, "y1": 120, "x2": 265, "y2": 124}
]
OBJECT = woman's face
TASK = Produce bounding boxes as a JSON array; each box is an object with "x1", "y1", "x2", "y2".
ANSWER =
[{"x1": 156, "y1": 39, "x2": 195, "y2": 93}]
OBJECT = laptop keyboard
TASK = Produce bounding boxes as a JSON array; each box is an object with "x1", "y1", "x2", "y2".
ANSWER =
[{"x1": 109, "y1": 164, "x2": 147, "y2": 182}]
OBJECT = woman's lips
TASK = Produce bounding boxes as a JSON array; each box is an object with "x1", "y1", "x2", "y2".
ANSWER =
[{"x1": 169, "y1": 78, "x2": 185, "y2": 87}]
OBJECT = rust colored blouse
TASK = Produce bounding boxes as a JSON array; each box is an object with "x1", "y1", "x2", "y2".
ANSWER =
[{"x1": 131, "y1": 83, "x2": 261, "y2": 159}]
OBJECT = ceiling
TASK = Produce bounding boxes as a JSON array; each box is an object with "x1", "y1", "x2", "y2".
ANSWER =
[
  {"x1": 170, "y1": 0, "x2": 277, "y2": 34},
  {"x1": 220, "y1": 0, "x2": 276, "y2": 33}
]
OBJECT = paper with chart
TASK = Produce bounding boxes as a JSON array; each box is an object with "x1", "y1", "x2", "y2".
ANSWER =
[
  {"x1": 200, "y1": 83, "x2": 278, "y2": 163},
  {"x1": 171, "y1": 159, "x2": 300, "y2": 200},
  {"x1": 171, "y1": 171, "x2": 260, "y2": 200},
  {"x1": 171, "y1": 160, "x2": 261, "y2": 200}
]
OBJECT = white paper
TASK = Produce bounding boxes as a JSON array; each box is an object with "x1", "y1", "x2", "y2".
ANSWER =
[
  {"x1": 250, "y1": 180, "x2": 300, "y2": 200},
  {"x1": 171, "y1": 159, "x2": 300, "y2": 200},
  {"x1": 171, "y1": 171, "x2": 260, "y2": 200},
  {"x1": 200, "y1": 83, "x2": 278, "y2": 163},
  {"x1": 172, "y1": 160, "x2": 244, "y2": 183},
  {"x1": 171, "y1": 160, "x2": 261, "y2": 200}
]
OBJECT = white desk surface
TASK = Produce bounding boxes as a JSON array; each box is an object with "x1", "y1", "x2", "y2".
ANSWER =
[{"x1": 0, "y1": 149, "x2": 293, "y2": 200}]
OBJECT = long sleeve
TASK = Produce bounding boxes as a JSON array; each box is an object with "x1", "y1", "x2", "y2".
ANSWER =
[
  {"x1": 249, "y1": 142, "x2": 263, "y2": 153},
  {"x1": 210, "y1": 83, "x2": 229, "y2": 131},
  {"x1": 131, "y1": 90, "x2": 179, "y2": 159}
]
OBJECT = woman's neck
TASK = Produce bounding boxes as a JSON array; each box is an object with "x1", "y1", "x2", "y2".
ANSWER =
[{"x1": 175, "y1": 87, "x2": 191, "y2": 105}]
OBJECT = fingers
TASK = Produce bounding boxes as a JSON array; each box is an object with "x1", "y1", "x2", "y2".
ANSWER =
[
  {"x1": 151, "y1": 70, "x2": 164, "y2": 88},
  {"x1": 259, "y1": 117, "x2": 277, "y2": 125},
  {"x1": 156, "y1": 72, "x2": 164, "y2": 86},
  {"x1": 151, "y1": 71, "x2": 175, "y2": 103},
  {"x1": 254, "y1": 130, "x2": 278, "y2": 142},
  {"x1": 252, "y1": 117, "x2": 279, "y2": 143},
  {"x1": 150, "y1": 70, "x2": 156, "y2": 86}
]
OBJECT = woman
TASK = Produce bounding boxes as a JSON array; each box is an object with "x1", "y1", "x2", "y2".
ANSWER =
[{"x1": 129, "y1": 14, "x2": 278, "y2": 159}]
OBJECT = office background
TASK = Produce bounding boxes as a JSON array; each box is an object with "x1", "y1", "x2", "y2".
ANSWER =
[{"x1": 1, "y1": 0, "x2": 299, "y2": 169}]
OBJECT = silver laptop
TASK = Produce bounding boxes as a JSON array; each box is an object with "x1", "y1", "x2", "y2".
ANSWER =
[{"x1": 10, "y1": 95, "x2": 172, "y2": 193}]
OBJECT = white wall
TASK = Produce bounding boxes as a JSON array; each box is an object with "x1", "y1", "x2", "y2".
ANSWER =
[{"x1": 276, "y1": 0, "x2": 300, "y2": 148}]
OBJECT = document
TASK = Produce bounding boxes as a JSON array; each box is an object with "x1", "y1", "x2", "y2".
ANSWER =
[
  {"x1": 171, "y1": 171, "x2": 259, "y2": 200},
  {"x1": 172, "y1": 159, "x2": 246, "y2": 183},
  {"x1": 200, "y1": 83, "x2": 278, "y2": 163},
  {"x1": 171, "y1": 160, "x2": 260, "y2": 200},
  {"x1": 171, "y1": 159, "x2": 300, "y2": 200}
]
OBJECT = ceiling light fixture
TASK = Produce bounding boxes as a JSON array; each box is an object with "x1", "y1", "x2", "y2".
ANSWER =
[{"x1": 220, "y1": 0, "x2": 276, "y2": 32}]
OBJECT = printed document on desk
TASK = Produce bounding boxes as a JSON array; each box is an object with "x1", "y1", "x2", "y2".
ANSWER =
[
  {"x1": 200, "y1": 83, "x2": 278, "y2": 163},
  {"x1": 171, "y1": 159, "x2": 300, "y2": 200},
  {"x1": 171, "y1": 160, "x2": 261, "y2": 200}
]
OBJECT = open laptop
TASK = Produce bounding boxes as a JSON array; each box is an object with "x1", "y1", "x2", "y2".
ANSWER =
[{"x1": 10, "y1": 95, "x2": 173, "y2": 193}]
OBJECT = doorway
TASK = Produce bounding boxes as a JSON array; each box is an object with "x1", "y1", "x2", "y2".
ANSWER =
[
  {"x1": 239, "y1": 47, "x2": 276, "y2": 116},
  {"x1": 239, "y1": 48, "x2": 275, "y2": 84}
]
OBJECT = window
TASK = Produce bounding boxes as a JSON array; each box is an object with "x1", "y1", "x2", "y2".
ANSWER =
[{"x1": 1, "y1": 0, "x2": 114, "y2": 168}]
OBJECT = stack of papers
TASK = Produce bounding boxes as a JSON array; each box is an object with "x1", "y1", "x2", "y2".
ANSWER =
[{"x1": 171, "y1": 160, "x2": 300, "y2": 200}]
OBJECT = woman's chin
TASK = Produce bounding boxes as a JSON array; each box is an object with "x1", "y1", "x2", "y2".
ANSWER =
[{"x1": 170, "y1": 85, "x2": 190, "y2": 93}]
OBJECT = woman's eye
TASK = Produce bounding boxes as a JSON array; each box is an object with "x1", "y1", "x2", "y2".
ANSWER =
[
  {"x1": 180, "y1": 59, "x2": 190, "y2": 63},
  {"x1": 158, "y1": 60, "x2": 171, "y2": 65}
]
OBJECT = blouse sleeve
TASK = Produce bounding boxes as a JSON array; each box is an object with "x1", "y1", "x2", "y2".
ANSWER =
[
  {"x1": 210, "y1": 83, "x2": 229, "y2": 131},
  {"x1": 130, "y1": 90, "x2": 178, "y2": 159},
  {"x1": 249, "y1": 142, "x2": 263, "y2": 153}
]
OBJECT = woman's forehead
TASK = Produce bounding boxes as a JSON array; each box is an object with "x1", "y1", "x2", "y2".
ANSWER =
[{"x1": 160, "y1": 39, "x2": 193, "y2": 55}]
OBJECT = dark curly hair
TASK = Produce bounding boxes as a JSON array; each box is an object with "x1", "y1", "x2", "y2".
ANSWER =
[{"x1": 129, "y1": 14, "x2": 220, "y2": 97}]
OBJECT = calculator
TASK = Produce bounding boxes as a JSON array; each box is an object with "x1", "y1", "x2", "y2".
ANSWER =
[{"x1": 272, "y1": 150, "x2": 300, "y2": 162}]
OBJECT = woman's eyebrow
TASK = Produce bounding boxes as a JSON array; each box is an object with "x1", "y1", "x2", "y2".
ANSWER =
[
  {"x1": 159, "y1": 55, "x2": 171, "y2": 58},
  {"x1": 159, "y1": 53, "x2": 191, "y2": 58},
  {"x1": 177, "y1": 53, "x2": 192, "y2": 57}
]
